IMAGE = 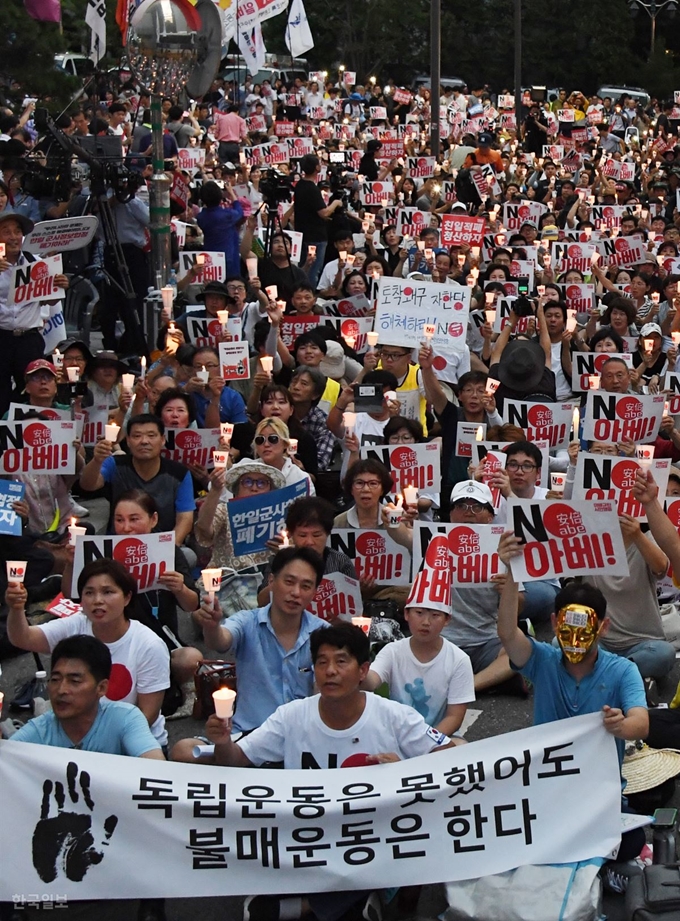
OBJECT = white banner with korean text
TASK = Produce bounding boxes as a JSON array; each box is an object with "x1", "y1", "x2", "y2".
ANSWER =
[
  {"x1": 375, "y1": 277, "x2": 470, "y2": 354},
  {"x1": 0, "y1": 714, "x2": 621, "y2": 899}
]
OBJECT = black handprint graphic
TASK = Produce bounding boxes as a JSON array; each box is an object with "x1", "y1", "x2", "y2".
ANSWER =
[{"x1": 32, "y1": 761, "x2": 119, "y2": 883}]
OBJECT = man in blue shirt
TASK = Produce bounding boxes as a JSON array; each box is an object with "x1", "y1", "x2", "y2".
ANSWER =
[
  {"x1": 172, "y1": 546, "x2": 328, "y2": 762},
  {"x1": 495, "y1": 531, "x2": 648, "y2": 863},
  {"x1": 184, "y1": 345, "x2": 248, "y2": 427}
]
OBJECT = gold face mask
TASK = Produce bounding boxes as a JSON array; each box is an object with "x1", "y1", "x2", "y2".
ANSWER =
[{"x1": 556, "y1": 604, "x2": 600, "y2": 663}]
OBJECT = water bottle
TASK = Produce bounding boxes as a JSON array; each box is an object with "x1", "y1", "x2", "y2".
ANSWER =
[
  {"x1": 33, "y1": 670, "x2": 51, "y2": 716},
  {"x1": 168, "y1": 269, "x2": 178, "y2": 297}
]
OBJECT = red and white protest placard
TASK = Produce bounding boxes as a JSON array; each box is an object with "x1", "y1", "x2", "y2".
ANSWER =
[
  {"x1": 335, "y1": 293, "x2": 373, "y2": 317},
  {"x1": 0, "y1": 419, "x2": 76, "y2": 475},
  {"x1": 47, "y1": 593, "x2": 83, "y2": 618},
  {"x1": 323, "y1": 316, "x2": 375, "y2": 354},
  {"x1": 442, "y1": 180, "x2": 457, "y2": 203},
  {"x1": 601, "y1": 159, "x2": 636, "y2": 183},
  {"x1": 369, "y1": 107, "x2": 387, "y2": 120},
  {"x1": 559, "y1": 283, "x2": 596, "y2": 317},
  {"x1": 178, "y1": 251, "x2": 226, "y2": 283},
  {"x1": 497, "y1": 94, "x2": 515, "y2": 110},
  {"x1": 8, "y1": 255, "x2": 65, "y2": 305},
  {"x1": 542, "y1": 145, "x2": 565, "y2": 160},
  {"x1": 397, "y1": 208, "x2": 428, "y2": 237},
  {"x1": 582, "y1": 392, "x2": 665, "y2": 444},
  {"x1": 571, "y1": 352, "x2": 632, "y2": 392},
  {"x1": 177, "y1": 148, "x2": 206, "y2": 173},
  {"x1": 329, "y1": 529, "x2": 411, "y2": 585},
  {"x1": 377, "y1": 137, "x2": 404, "y2": 159},
  {"x1": 591, "y1": 205, "x2": 628, "y2": 229},
  {"x1": 375, "y1": 277, "x2": 470, "y2": 354},
  {"x1": 360, "y1": 442, "x2": 441, "y2": 496},
  {"x1": 412, "y1": 521, "x2": 505, "y2": 586},
  {"x1": 73, "y1": 531, "x2": 175, "y2": 593},
  {"x1": 260, "y1": 141, "x2": 291, "y2": 164},
  {"x1": 502, "y1": 400, "x2": 577, "y2": 450},
  {"x1": 272, "y1": 120, "x2": 295, "y2": 138},
  {"x1": 665, "y1": 371, "x2": 680, "y2": 415},
  {"x1": 482, "y1": 449, "x2": 507, "y2": 508},
  {"x1": 572, "y1": 453, "x2": 670, "y2": 520},
  {"x1": 456, "y1": 422, "x2": 486, "y2": 458},
  {"x1": 162, "y1": 428, "x2": 221, "y2": 468},
  {"x1": 406, "y1": 157, "x2": 436, "y2": 179},
  {"x1": 501, "y1": 201, "x2": 546, "y2": 231},
  {"x1": 556, "y1": 109, "x2": 575, "y2": 122},
  {"x1": 343, "y1": 71, "x2": 357, "y2": 86},
  {"x1": 283, "y1": 229, "x2": 304, "y2": 264},
  {"x1": 308, "y1": 572, "x2": 362, "y2": 622},
  {"x1": 551, "y1": 242, "x2": 596, "y2": 274},
  {"x1": 287, "y1": 136, "x2": 314, "y2": 160},
  {"x1": 360, "y1": 181, "x2": 394, "y2": 206},
  {"x1": 595, "y1": 237, "x2": 647, "y2": 269},
  {"x1": 440, "y1": 214, "x2": 485, "y2": 247},
  {"x1": 507, "y1": 498, "x2": 629, "y2": 582},
  {"x1": 245, "y1": 114, "x2": 267, "y2": 133},
  {"x1": 472, "y1": 440, "x2": 551, "y2": 488},
  {"x1": 509, "y1": 259, "x2": 535, "y2": 289},
  {"x1": 280, "y1": 315, "x2": 323, "y2": 348},
  {"x1": 24, "y1": 216, "x2": 99, "y2": 255},
  {"x1": 185, "y1": 315, "x2": 241, "y2": 348},
  {"x1": 393, "y1": 87, "x2": 412, "y2": 105},
  {"x1": 491, "y1": 297, "x2": 532, "y2": 334},
  {"x1": 218, "y1": 341, "x2": 250, "y2": 381},
  {"x1": 171, "y1": 219, "x2": 189, "y2": 250},
  {"x1": 236, "y1": 0, "x2": 288, "y2": 30},
  {"x1": 308, "y1": 70, "x2": 325, "y2": 83}
]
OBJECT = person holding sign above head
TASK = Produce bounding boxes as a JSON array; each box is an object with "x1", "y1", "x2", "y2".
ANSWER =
[
  {"x1": 173, "y1": 546, "x2": 329, "y2": 763},
  {"x1": 205, "y1": 623, "x2": 459, "y2": 921},
  {"x1": 495, "y1": 533, "x2": 649, "y2": 865},
  {"x1": 0, "y1": 212, "x2": 69, "y2": 416}
]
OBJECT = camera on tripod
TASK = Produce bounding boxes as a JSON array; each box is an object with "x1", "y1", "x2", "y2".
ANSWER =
[{"x1": 259, "y1": 168, "x2": 293, "y2": 206}]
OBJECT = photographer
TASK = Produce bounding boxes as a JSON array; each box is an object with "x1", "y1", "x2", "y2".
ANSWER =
[{"x1": 294, "y1": 154, "x2": 343, "y2": 289}]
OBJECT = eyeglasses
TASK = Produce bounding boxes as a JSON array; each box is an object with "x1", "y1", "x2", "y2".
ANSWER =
[
  {"x1": 354, "y1": 479, "x2": 382, "y2": 490},
  {"x1": 380, "y1": 350, "x2": 409, "y2": 361},
  {"x1": 227, "y1": 285, "x2": 246, "y2": 293},
  {"x1": 239, "y1": 476, "x2": 271, "y2": 489},
  {"x1": 255, "y1": 434, "x2": 281, "y2": 445},
  {"x1": 193, "y1": 361, "x2": 219, "y2": 370},
  {"x1": 506, "y1": 461, "x2": 537, "y2": 472},
  {"x1": 453, "y1": 502, "x2": 488, "y2": 514}
]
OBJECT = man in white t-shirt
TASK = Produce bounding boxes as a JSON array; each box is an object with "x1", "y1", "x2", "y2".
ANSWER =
[{"x1": 206, "y1": 623, "x2": 458, "y2": 921}]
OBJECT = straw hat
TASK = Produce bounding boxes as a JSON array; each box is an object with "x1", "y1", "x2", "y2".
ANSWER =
[{"x1": 622, "y1": 743, "x2": 680, "y2": 794}]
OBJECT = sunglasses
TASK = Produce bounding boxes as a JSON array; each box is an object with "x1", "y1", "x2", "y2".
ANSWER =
[
  {"x1": 254, "y1": 434, "x2": 281, "y2": 446},
  {"x1": 239, "y1": 476, "x2": 271, "y2": 489}
]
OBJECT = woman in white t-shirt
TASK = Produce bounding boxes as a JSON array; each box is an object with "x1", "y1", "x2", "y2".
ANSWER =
[{"x1": 5, "y1": 558, "x2": 170, "y2": 748}]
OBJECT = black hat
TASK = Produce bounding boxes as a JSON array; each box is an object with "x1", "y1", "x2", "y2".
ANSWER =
[
  {"x1": 57, "y1": 338, "x2": 93, "y2": 363},
  {"x1": 87, "y1": 350, "x2": 131, "y2": 376},
  {"x1": 498, "y1": 339, "x2": 546, "y2": 394},
  {"x1": 196, "y1": 281, "x2": 233, "y2": 302}
]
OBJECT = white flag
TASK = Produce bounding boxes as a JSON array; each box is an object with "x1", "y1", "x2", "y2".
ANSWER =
[
  {"x1": 216, "y1": 0, "x2": 236, "y2": 45},
  {"x1": 237, "y1": 22, "x2": 267, "y2": 76},
  {"x1": 86, "y1": 0, "x2": 107, "y2": 63},
  {"x1": 285, "y1": 0, "x2": 314, "y2": 58}
]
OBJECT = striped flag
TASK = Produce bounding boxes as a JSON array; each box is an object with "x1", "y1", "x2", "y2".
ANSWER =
[{"x1": 86, "y1": 0, "x2": 107, "y2": 63}]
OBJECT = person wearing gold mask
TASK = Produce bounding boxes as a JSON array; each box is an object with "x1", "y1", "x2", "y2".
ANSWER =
[{"x1": 495, "y1": 532, "x2": 649, "y2": 862}]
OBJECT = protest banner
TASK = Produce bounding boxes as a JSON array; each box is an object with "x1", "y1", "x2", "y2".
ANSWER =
[
  {"x1": 456, "y1": 422, "x2": 485, "y2": 458},
  {"x1": 283, "y1": 230, "x2": 304, "y2": 264},
  {"x1": 551, "y1": 242, "x2": 595, "y2": 275},
  {"x1": 359, "y1": 443, "x2": 441, "y2": 496},
  {"x1": 334, "y1": 293, "x2": 373, "y2": 318},
  {"x1": 571, "y1": 352, "x2": 632, "y2": 392},
  {"x1": 41, "y1": 301, "x2": 67, "y2": 354},
  {"x1": 308, "y1": 572, "x2": 362, "y2": 621},
  {"x1": 46, "y1": 593, "x2": 83, "y2": 618},
  {"x1": 572, "y1": 453, "x2": 670, "y2": 520},
  {"x1": 412, "y1": 521, "x2": 505, "y2": 585},
  {"x1": 178, "y1": 252, "x2": 226, "y2": 283},
  {"x1": 406, "y1": 156, "x2": 436, "y2": 178},
  {"x1": 482, "y1": 449, "x2": 507, "y2": 508},
  {"x1": 502, "y1": 400, "x2": 577, "y2": 450},
  {"x1": 8, "y1": 255, "x2": 66, "y2": 305},
  {"x1": 323, "y1": 317, "x2": 375, "y2": 354},
  {"x1": 80, "y1": 401, "x2": 112, "y2": 447},
  {"x1": 377, "y1": 137, "x2": 404, "y2": 159},
  {"x1": 177, "y1": 148, "x2": 206, "y2": 173},
  {"x1": 0, "y1": 712, "x2": 621, "y2": 899},
  {"x1": 397, "y1": 208, "x2": 429, "y2": 237},
  {"x1": 509, "y1": 260, "x2": 536, "y2": 289},
  {"x1": 245, "y1": 114, "x2": 267, "y2": 132},
  {"x1": 440, "y1": 214, "x2": 485, "y2": 247},
  {"x1": 393, "y1": 87, "x2": 412, "y2": 105},
  {"x1": 72, "y1": 531, "x2": 175, "y2": 593},
  {"x1": 0, "y1": 419, "x2": 76, "y2": 475},
  {"x1": 472, "y1": 440, "x2": 550, "y2": 488},
  {"x1": 329, "y1": 529, "x2": 411, "y2": 585},
  {"x1": 162, "y1": 429, "x2": 221, "y2": 468},
  {"x1": 280, "y1": 315, "x2": 323, "y2": 348},
  {"x1": 0, "y1": 480, "x2": 24, "y2": 536},
  {"x1": 370, "y1": 106, "x2": 388, "y2": 120},
  {"x1": 601, "y1": 159, "x2": 636, "y2": 183},
  {"x1": 6, "y1": 403, "x2": 72, "y2": 422},
  {"x1": 360, "y1": 181, "x2": 394, "y2": 206},
  {"x1": 595, "y1": 236, "x2": 647, "y2": 269},
  {"x1": 666, "y1": 370, "x2": 680, "y2": 416},
  {"x1": 218, "y1": 342, "x2": 250, "y2": 381},
  {"x1": 185, "y1": 315, "x2": 241, "y2": 348},
  {"x1": 507, "y1": 498, "x2": 629, "y2": 582},
  {"x1": 542, "y1": 144, "x2": 564, "y2": 159},
  {"x1": 227, "y1": 481, "x2": 308, "y2": 556},
  {"x1": 236, "y1": 0, "x2": 288, "y2": 31},
  {"x1": 23, "y1": 216, "x2": 99, "y2": 254},
  {"x1": 501, "y1": 202, "x2": 546, "y2": 231},
  {"x1": 581, "y1": 392, "x2": 664, "y2": 444},
  {"x1": 375, "y1": 277, "x2": 470, "y2": 355},
  {"x1": 591, "y1": 205, "x2": 628, "y2": 229},
  {"x1": 491, "y1": 297, "x2": 532, "y2": 335},
  {"x1": 287, "y1": 137, "x2": 315, "y2": 160},
  {"x1": 170, "y1": 219, "x2": 189, "y2": 249},
  {"x1": 558, "y1": 283, "x2": 596, "y2": 317}
]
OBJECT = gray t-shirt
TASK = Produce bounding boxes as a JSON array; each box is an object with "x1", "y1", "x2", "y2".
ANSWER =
[{"x1": 443, "y1": 585, "x2": 501, "y2": 648}]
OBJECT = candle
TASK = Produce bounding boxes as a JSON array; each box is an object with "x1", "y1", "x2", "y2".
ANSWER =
[
  {"x1": 68, "y1": 518, "x2": 86, "y2": 546},
  {"x1": 212, "y1": 687, "x2": 236, "y2": 719},
  {"x1": 537, "y1": 285, "x2": 546, "y2": 296},
  {"x1": 417, "y1": 241, "x2": 425, "y2": 251},
  {"x1": 423, "y1": 323, "x2": 436, "y2": 341},
  {"x1": 265, "y1": 285, "x2": 278, "y2": 299},
  {"x1": 591, "y1": 251, "x2": 600, "y2": 265},
  {"x1": 424, "y1": 248, "x2": 433, "y2": 260},
  {"x1": 345, "y1": 335, "x2": 356, "y2": 349},
  {"x1": 6, "y1": 560, "x2": 27, "y2": 584},
  {"x1": 121, "y1": 373, "x2": 135, "y2": 392},
  {"x1": 485, "y1": 377, "x2": 500, "y2": 394},
  {"x1": 387, "y1": 500, "x2": 404, "y2": 527},
  {"x1": 202, "y1": 568, "x2": 222, "y2": 602},
  {"x1": 571, "y1": 407, "x2": 580, "y2": 438},
  {"x1": 308, "y1": 245, "x2": 317, "y2": 259},
  {"x1": 197, "y1": 365, "x2": 210, "y2": 383},
  {"x1": 351, "y1": 616, "x2": 372, "y2": 634},
  {"x1": 216, "y1": 310, "x2": 229, "y2": 330},
  {"x1": 672, "y1": 332, "x2": 680, "y2": 346},
  {"x1": 161, "y1": 286, "x2": 174, "y2": 314},
  {"x1": 220, "y1": 422, "x2": 234, "y2": 443},
  {"x1": 53, "y1": 348, "x2": 63, "y2": 369},
  {"x1": 345, "y1": 253, "x2": 356, "y2": 266},
  {"x1": 260, "y1": 355, "x2": 274, "y2": 374},
  {"x1": 140, "y1": 356, "x2": 147, "y2": 380},
  {"x1": 550, "y1": 473, "x2": 566, "y2": 494},
  {"x1": 0, "y1": 243, "x2": 5, "y2": 257},
  {"x1": 66, "y1": 366, "x2": 80, "y2": 383},
  {"x1": 566, "y1": 311, "x2": 578, "y2": 332},
  {"x1": 643, "y1": 338, "x2": 655, "y2": 354},
  {"x1": 652, "y1": 292, "x2": 660, "y2": 305},
  {"x1": 288, "y1": 438, "x2": 298, "y2": 457},
  {"x1": 403, "y1": 484, "x2": 418, "y2": 506},
  {"x1": 588, "y1": 374, "x2": 601, "y2": 390},
  {"x1": 168, "y1": 321, "x2": 177, "y2": 334},
  {"x1": 485, "y1": 309, "x2": 496, "y2": 326},
  {"x1": 385, "y1": 391, "x2": 397, "y2": 402},
  {"x1": 458, "y1": 253, "x2": 466, "y2": 267},
  {"x1": 343, "y1": 411, "x2": 357, "y2": 434},
  {"x1": 279, "y1": 528, "x2": 290, "y2": 548},
  {"x1": 475, "y1": 426, "x2": 484, "y2": 441},
  {"x1": 636, "y1": 445, "x2": 655, "y2": 462},
  {"x1": 196, "y1": 253, "x2": 206, "y2": 265},
  {"x1": 485, "y1": 291, "x2": 495, "y2": 306},
  {"x1": 246, "y1": 256, "x2": 258, "y2": 279},
  {"x1": 212, "y1": 450, "x2": 229, "y2": 468},
  {"x1": 366, "y1": 331, "x2": 379, "y2": 349},
  {"x1": 104, "y1": 423, "x2": 120, "y2": 443}
]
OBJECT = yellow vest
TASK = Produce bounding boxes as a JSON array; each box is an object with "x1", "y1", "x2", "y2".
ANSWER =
[{"x1": 318, "y1": 377, "x2": 341, "y2": 416}]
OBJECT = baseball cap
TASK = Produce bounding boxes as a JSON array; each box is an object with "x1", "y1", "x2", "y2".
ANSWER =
[
  {"x1": 640, "y1": 322, "x2": 662, "y2": 337},
  {"x1": 478, "y1": 131, "x2": 494, "y2": 146},
  {"x1": 450, "y1": 480, "x2": 495, "y2": 510},
  {"x1": 24, "y1": 359, "x2": 57, "y2": 377}
]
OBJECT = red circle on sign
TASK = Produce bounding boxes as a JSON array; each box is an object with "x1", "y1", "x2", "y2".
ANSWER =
[
  {"x1": 30, "y1": 261, "x2": 49, "y2": 281},
  {"x1": 566, "y1": 285, "x2": 581, "y2": 298},
  {"x1": 611, "y1": 460, "x2": 640, "y2": 490},
  {"x1": 373, "y1": 182, "x2": 383, "y2": 192},
  {"x1": 23, "y1": 422, "x2": 52, "y2": 447},
  {"x1": 403, "y1": 287, "x2": 413, "y2": 296},
  {"x1": 615, "y1": 396, "x2": 642, "y2": 420},
  {"x1": 175, "y1": 429, "x2": 202, "y2": 449},
  {"x1": 356, "y1": 532, "x2": 386, "y2": 556},
  {"x1": 542, "y1": 503, "x2": 584, "y2": 538},
  {"x1": 337, "y1": 300, "x2": 354, "y2": 316},
  {"x1": 447, "y1": 526, "x2": 479, "y2": 555},
  {"x1": 207, "y1": 319, "x2": 222, "y2": 337},
  {"x1": 107, "y1": 663, "x2": 133, "y2": 701},
  {"x1": 518, "y1": 205, "x2": 530, "y2": 219},
  {"x1": 341, "y1": 319, "x2": 360, "y2": 339},
  {"x1": 667, "y1": 499, "x2": 680, "y2": 529},
  {"x1": 391, "y1": 446, "x2": 418, "y2": 469},
  {"x1": 603, "y1": 206, "x2": 614, "y2": 218},
  {"x1": 342, "y1": 753, "x2": 373, "y2": 768},
  {"x1": 425, "y1": 535, "x2": 451, "y2": 567},
  {"x1": 527, "y1": 404, "x2": 553, "y2": 426},
  {"x1": 202, "y1": 253, "x2": 213, "y2": 265},
  {"x1": 614, "y1": 238, "x2": 629, "y2": 253},
  {"x1": 112, "y1": 537, "x2": 147, "y2": 566},
  {"x1": 432, "y1": 356, "x2": 447, "y2": 371},
  {"x1": 568, "y1": 244, "x2": 581, "y2": 258}
]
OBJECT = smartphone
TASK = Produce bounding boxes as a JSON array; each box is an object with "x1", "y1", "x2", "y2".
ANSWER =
[{"x1": 653, "y1": 808, "x2": 677, "y2": 828}]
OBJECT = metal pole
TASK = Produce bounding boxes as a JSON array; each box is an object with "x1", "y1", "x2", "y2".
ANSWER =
[
  {"x1": 430, "y1": 0, "x2": 441, "y2": 158},
  {"x1": 651, "y1": 11, "x2": 657, "y2": 54},
  {"x1": 514, "y1": 0, "x2": 522, "y2": 142},
  {"x1": 149, "y1": 94, "x2": 171, "y2": 288}
]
